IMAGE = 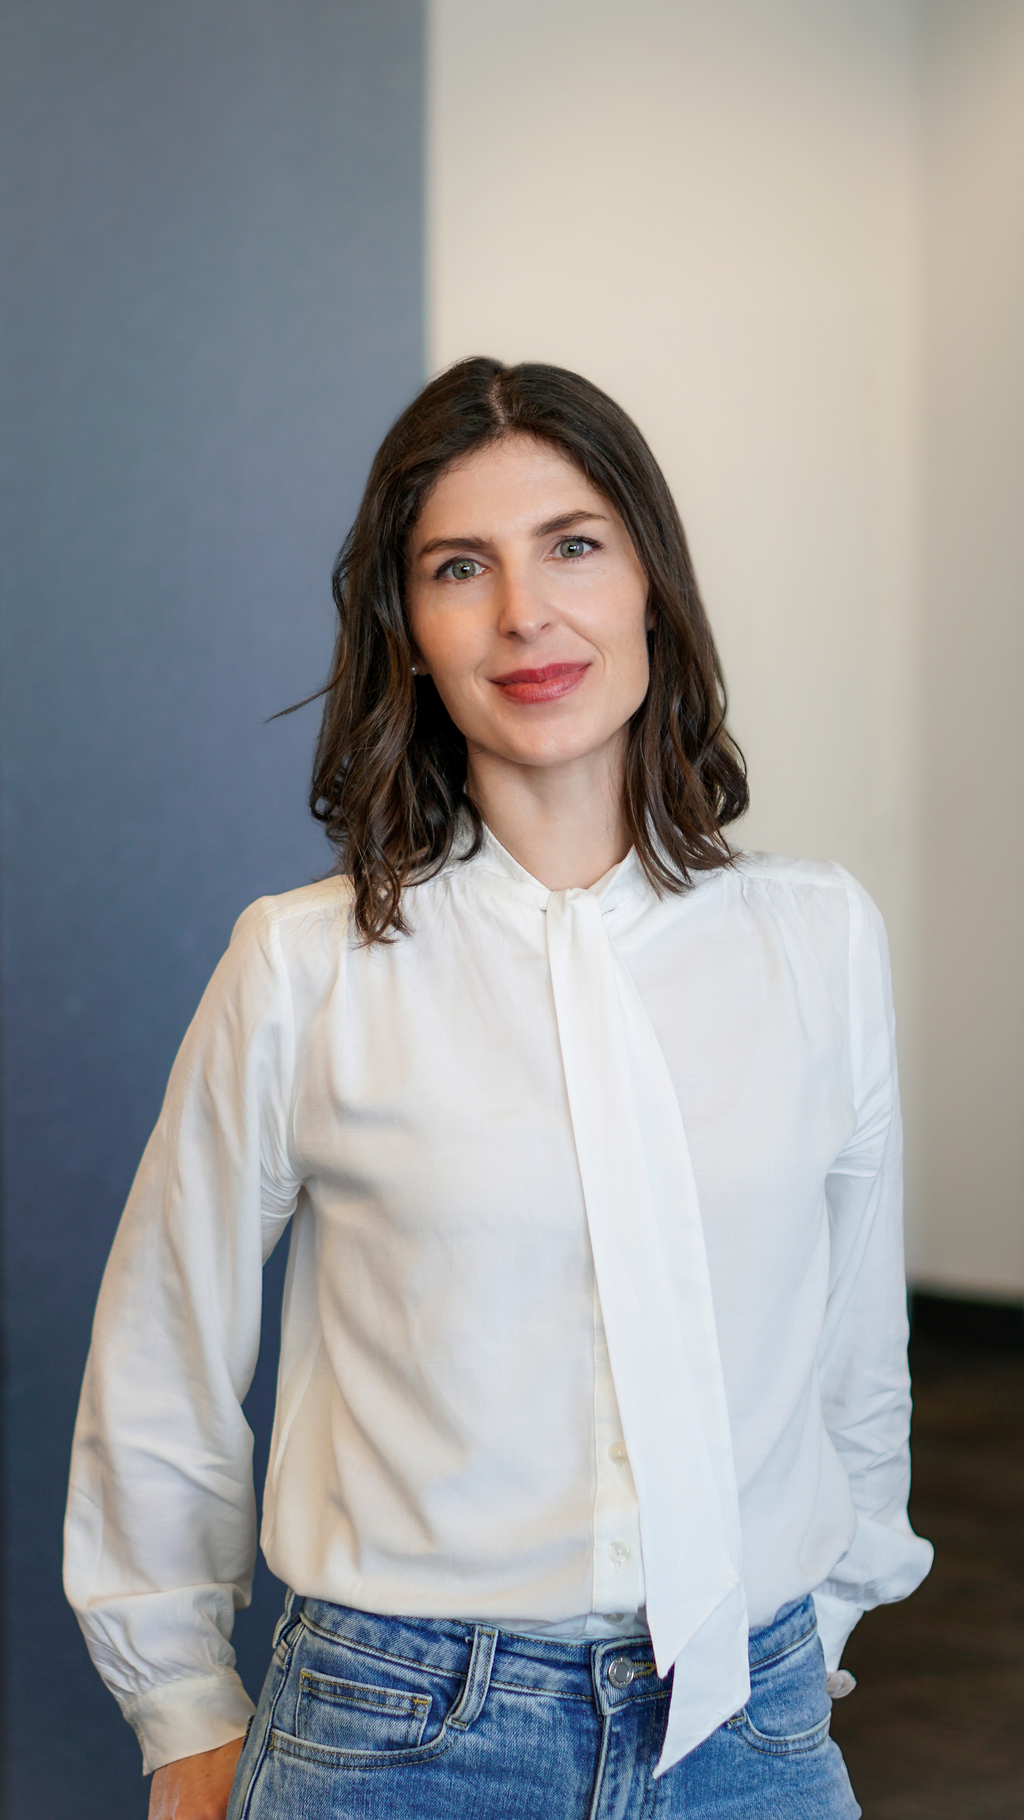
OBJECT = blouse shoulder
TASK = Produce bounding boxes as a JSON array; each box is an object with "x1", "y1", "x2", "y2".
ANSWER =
[
  {"x1": 229, "y1": 875, "x2": 356, "y2": 953},
  {"x1": 731, "y1": 848, "x2": 852, "y2": 894},
  {"x1": 728, "y1": 850, "x2": 890, "y2": 976},
  {"x1": 732, "y1": 849, "x2": 880, "y2": 914},
  {"x1": 223, "y1": 877, "x2": 358, "y2": 1042}
]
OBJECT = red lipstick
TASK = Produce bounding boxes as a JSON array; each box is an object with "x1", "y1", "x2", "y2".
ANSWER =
[{"x1": 491, "y1": 662, "x2": 589, "y2": 703}]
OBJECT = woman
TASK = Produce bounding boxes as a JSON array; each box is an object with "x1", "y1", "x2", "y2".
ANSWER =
[{"x1": 65, "y1": 358, "x2": 932, "y2": 1820}]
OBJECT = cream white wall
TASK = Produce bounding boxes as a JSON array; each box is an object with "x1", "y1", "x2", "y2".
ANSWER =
[
  {"x1": 427, "y1": 0, "x2": 1024, "y2": 1293},
  {"x1": 913, "y1": 1, "x2": 1024, "y2": 1294}
]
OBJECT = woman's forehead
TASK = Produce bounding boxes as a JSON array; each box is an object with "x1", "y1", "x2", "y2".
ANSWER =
[{"x1": 412, "y1": 436, "x2": 610, "y2": 542}]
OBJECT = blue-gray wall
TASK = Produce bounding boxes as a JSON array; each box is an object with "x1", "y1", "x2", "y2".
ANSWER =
[{"x1": 0, "y1": 4, "x2": 424, "y2": 1812}]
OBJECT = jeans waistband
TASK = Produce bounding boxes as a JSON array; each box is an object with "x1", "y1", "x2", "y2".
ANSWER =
[{"x1": 291, "y1": 1593, "x2": 816, "y2": 1706}]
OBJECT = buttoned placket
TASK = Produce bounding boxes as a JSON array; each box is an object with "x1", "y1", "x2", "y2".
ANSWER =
[{"x1": 590, "y1": 1279, "x2": 645, "y2": 1625}]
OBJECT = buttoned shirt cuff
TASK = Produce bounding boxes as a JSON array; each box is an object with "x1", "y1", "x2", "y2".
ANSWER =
[
  {"x1": 812, "y1": 1589, "x2": 864, "y2": 1674},
  {"x1": 123, "y1": 1672, "x2": 255, "y2": 1776}
]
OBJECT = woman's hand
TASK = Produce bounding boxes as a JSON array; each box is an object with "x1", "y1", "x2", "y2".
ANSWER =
[{"x1": 148, "y1": 1737, "x2": 245, "y2": 1820}]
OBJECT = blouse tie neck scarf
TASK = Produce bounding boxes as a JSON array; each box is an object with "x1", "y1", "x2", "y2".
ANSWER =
[{"x1": 544, "y1": 877, "x2": 750, "y2": 1774}]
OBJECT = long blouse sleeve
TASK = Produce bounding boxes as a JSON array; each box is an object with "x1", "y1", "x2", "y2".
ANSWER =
[
  {"x1": 813, "y1": 874, "x2": 934, "y2": 1670},
  {"x1": 63, "y1": 899, "x2": 299, "y2": 1774}
]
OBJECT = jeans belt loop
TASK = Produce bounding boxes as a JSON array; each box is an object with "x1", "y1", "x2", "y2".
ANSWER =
[
  {"x1": 448, "y1": 1625, "x2": 498, "y2": 1732},
  {"x1": 271, "y1": 1587, "x2": 302, "y2": 1656}
]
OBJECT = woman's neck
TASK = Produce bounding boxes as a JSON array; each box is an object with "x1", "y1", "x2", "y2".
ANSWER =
[{"x1": 466, "y1": 736, "x2": 631, "y2": 891}]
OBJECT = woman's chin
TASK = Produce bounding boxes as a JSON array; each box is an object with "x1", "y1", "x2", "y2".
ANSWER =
[{"x1": 475, "y1": 728, "x2": 626, "y2": 775}]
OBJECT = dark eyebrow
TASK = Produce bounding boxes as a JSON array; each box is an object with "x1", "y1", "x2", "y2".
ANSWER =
[
  {"x1": 415, "y1": 509, "x2": 609, "y2": 562},
  {"x1": 533, "y1": 509, "x2": 609, "y2": 538},
  {"x1": 416, "y1": 533, "x2": 492, "y2": 559}
]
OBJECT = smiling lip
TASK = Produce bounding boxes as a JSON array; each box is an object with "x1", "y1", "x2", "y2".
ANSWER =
[{"x1": 491, "y1": 662, "x2": 590, "y2": 703}]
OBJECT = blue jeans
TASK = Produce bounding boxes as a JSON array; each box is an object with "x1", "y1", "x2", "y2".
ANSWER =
[{"x1": 227, "y1": 1592, "x2": 861, "y2": 1818}]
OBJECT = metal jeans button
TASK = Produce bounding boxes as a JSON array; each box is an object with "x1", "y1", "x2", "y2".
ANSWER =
[{"x1": 608, "y1": 1656, "x2": 635, "y2": 1689}]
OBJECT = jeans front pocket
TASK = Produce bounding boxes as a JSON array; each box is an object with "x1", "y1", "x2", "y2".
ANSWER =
[
  {"x1": 728, "y1": 1622, "x2": 832, "y2": 1757},
  {"x1": 297, "y1": 1668, "x2": 431, "y2": 1752},
  {"x1": 264, "y1": 1615, "x2": 499, "y2": 1778}
]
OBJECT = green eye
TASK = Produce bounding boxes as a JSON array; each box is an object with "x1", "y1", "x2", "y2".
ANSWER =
[
  {"x1": 448, "y1": 559, "x2": 479, "y2": 580},
  {"x1": 558, "y1": 538, "x2": 590, "y2": 559}
]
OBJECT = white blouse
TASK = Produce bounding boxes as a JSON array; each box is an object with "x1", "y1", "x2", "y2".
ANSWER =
[{"x1": 64, "y1": 831, "x2": 932, "y2": 1776}]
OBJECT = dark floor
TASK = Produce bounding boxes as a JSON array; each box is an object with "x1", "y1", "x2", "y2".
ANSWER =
[{"x1": 829, "y1": 1297, "x2": 1024, "y2": 1819}]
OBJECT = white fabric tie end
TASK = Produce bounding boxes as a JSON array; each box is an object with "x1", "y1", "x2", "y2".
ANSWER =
[{"x1": 545, "y1": 886, "x2": 749, "y2": 1774}]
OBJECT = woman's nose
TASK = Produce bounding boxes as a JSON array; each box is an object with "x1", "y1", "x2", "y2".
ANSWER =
[{"x1": 495, "y1": 568, "x2": 552, "y2": 642}]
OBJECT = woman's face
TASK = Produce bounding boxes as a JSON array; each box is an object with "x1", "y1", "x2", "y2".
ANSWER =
[{"x1": 405, "y1": 435, "x2": 650, "y2": 778}]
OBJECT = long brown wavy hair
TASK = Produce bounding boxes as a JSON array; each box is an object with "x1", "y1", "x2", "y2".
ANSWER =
[{"x1": 310, "y1": 357, "x2": 748, "y2": 942}]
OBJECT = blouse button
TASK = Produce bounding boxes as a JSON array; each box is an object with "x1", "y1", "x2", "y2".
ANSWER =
[
  {"x1": 607, "y1": 1540, "x2": 632, "y2": 1567},
  {"x1": 608, "y1": 1442, "x2": 629, "y2": 1467}
]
